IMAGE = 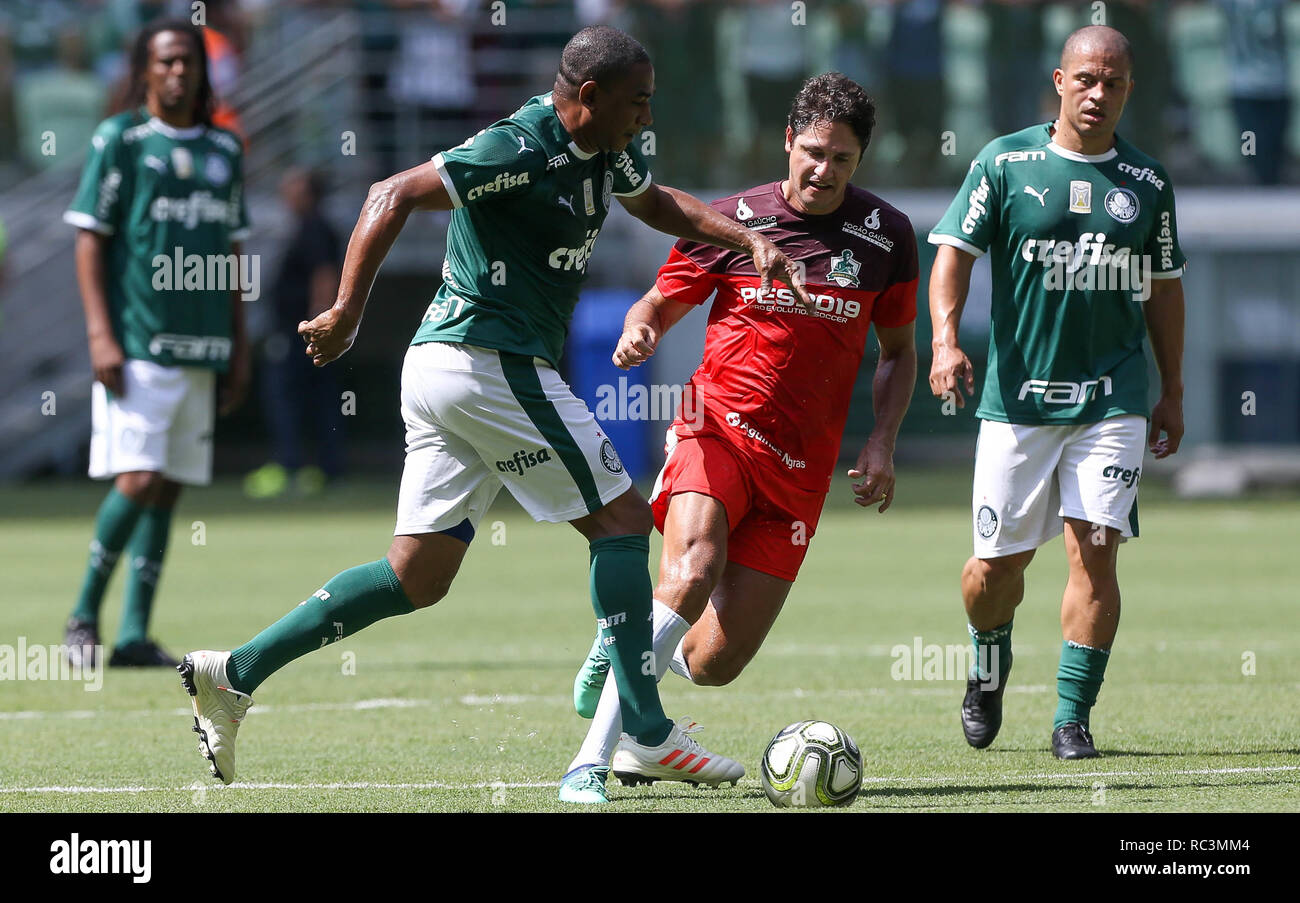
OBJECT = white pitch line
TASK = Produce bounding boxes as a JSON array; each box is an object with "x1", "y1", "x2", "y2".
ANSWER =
[{"x1": 3, "y1": 765, "x2": 1295, "y2": 796}]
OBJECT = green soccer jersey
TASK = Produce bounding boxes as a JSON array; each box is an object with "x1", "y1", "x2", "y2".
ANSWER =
[
  {"x1": 65, "y1": 110, "x2": 250, "y2": 371},
  {"x1": 929, "y1": 123, "x2": 1186, "y2": 425},
  {"x1": 411, "y1": 93, "x2": 653, "y2": 366}
]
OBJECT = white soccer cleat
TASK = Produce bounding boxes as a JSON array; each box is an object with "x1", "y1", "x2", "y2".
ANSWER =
[
  {"x1": 177, "y1": 650, "x2": 253, "y2": 785},
  {"x1": 612, "y1": 719, "x2": 745, "y2": 788}
]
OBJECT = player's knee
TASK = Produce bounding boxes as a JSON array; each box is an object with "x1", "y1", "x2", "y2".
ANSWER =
[
  {"x1": 116, "y1": 471, "x2": 166, "y2": 504},
  {"x1": 406, "y1": 576, "x2": 453, "y2": 609},
  {"x1": 691, "y1": 652, "x2": 745, "y2": 687},
  {"x1": 591, "y1": 490, "x2": 653, "y2": 538}
]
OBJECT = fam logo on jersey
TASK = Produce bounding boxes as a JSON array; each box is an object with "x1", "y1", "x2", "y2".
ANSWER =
[
  {"x1": 547, "y1": 152, "x2": 570, "y2": 171},
  {"x1": 496, "y1": 447, "x2": 552, "y2": 475},
  {"x1": 203, "y1": 154, "x2": 231, "y2": 186},
  {"x1": 1104, "y1": 187, "x2": 1140, "y2": 224},
  {"x1": 598, "y1": 438, "x2": 624, "y2": 475},
  {"x1": 976, "y1": 505, "x2": 999, "y2": 539},
  {"x1": 1069, "y1": 180, "x2": 1091, "y2": 214},
  {"x1": 827, "y1": 249, "x2": 861, "y2": 288},
  {"x1": 994, "y1": 149, "x2": 1047, "y2": 167},
  {"x1": 1017, "y1": 375, "x2": 1113, "y2": 405}
]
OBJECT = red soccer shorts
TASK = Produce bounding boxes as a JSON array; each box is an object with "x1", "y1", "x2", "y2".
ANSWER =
[{"x1": 649, "y1": 431, "x2": 828, "y2": 582}]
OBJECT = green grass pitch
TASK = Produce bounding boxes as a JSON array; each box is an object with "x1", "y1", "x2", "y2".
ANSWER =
[{"x1": 1, "y1": 470, "x2": 1296, "y2": 813}]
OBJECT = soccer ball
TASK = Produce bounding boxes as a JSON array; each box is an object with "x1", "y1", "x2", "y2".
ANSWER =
[{"x1": 760, "y1": 720, "x2": 863, "y2": 808}]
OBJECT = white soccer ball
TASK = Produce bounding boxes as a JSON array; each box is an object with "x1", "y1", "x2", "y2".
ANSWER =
[{"x1": 760, "y1": 720, "x2": 863, "y2": 808}]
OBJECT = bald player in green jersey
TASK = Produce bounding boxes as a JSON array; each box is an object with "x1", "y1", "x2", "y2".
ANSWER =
[
  {"x1": 178, "y1": 26, "x2": 808, "y2": 796},
  {"x1": 928, "y1": 26, "x2": 1186, "y2": 759}
]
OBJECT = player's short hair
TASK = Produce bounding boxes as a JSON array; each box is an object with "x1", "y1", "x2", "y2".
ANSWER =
[
  {"x1": 554, "y1": 26, "x2": 651, "y2": 97},
  {"x1": 120, "y1": 19, "x2": 215, "y2": 126},
  {"x1": 788, "y1": 73, "x2": 876, "y2": 157},
  {"x1": 1060, "y1": 25, "x2": 1134, "y2": 75}
]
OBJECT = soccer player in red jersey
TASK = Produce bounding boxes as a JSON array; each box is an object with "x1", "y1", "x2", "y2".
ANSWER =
[{"x1": 561, "y1": 73, "x2": 919, "y2": 802}]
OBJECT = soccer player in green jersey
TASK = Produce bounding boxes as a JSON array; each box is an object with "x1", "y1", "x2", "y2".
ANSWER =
[
  {"x1": 178, "y1": 26, "x2": 808, "y2": 793},
  {"x1": 63, "y1": 21, "x2": 250, "y2": 668},
  {"x1": 928, "y1": 26, "x2": 1186, "y2": 759}
]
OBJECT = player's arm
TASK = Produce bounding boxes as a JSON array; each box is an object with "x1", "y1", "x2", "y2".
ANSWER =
[
  {"x1": 300, "y1": 162, "x2": 454, "y2": 365},
  {"x1": 619, "y1": 184, "x2": 810, "y2": 307},
  {"x1": 612, "y1": 285, "x2": 695, "y2": 370},
  {"x1": 74, "y1": 229, "x2": 125, "y2": 396},
  {"x1": 928, "y1": 244, "x2": 977, "y2": 407},
  {"x1": 850, "y1": 322, "x2": 917, "y2": 513},
  {"x1": 1144, "y1": 276, "x2": 1184, "y2": 459}
]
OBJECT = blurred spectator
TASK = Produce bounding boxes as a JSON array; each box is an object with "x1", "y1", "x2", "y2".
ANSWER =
[
  {"x1": 15, "y1": 28, "x2": 105, "y2": 170},
  {"x1": 885, "y1": 0, "x2": 946, "y2": 184},
  {"x1": 387, "y1": 0, "x2": 478, "y2": 166},
  {"x1": 738, "y1": 0, "x2": 812, "y2": 176},
  {"x1": 1217, "y1": 0, "x2": 1291, "y2": 184},
  {"x1": 244, "y1": 168, "x2": 346, "y2": 498},
  {"x1": 622, "y1": 0, "x2": 721, "y2": 186},
  {"x1": 1105, "y1": 0, "x2": 1171, "y2": 161},
  {"x1": 986, "y1": 0, "x2": 1049, "y2": 135}
]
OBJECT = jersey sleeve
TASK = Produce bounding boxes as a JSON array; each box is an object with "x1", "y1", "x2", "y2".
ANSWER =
[
  {"x1": 64, "y1": 120, "x2": 131, "y2": 235},
  {"x1": 928, "y1": 149, "x2": 1000, "y2": 258},
  {"x1": 610, "y1": 141, "x2": 653, "y2": 198},
  {"x1": 431, "y1": 124, "x2": 545, "y2": 209},
  {"x1": 655, "y1": 244, "x2": 718, "y2": 306},
  {"x1": 872, "y1": 222, "x2": 919, "y2": 328},
  {"x1": 1145, "y1": 172, "x2": 1186, "y2": 280}
]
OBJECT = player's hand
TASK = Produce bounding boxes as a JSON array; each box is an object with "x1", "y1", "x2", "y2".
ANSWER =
[
  {"x1": 1148, "y1": 394, "x2": 1183, "y2": 459},
  {"x1": 299, "y1": 305, "x2": 360, "y2": 366},
  {"x1": 929, "y1": 342, "x2": 975, "y2": 408},
  {"x1": 848, "y1": 438, "x2": 896, "y2": 513},
  {"x1": 612, "y1": 322, "x2": 657, "y2": 370},
  {"x1": 219, "y1": 339, "x2": 251, "y2": 415},
  {"x1": 749, "y1": 236, "x2": 812, "y2": 309},
  {"x1": 89, "y1": 333, "x2": 126, "y2": 397}
]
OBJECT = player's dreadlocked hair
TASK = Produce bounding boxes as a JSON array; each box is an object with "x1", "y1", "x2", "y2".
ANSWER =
[
  {"x1": 554, "y1": 25, "x2": 651, "y2": 98},
  {"x1": 118, "y1": 19, "x2": 215, "y2": 126},
  {"x1": 788, "y1": 73, "x2": 876, "y2": 157}
]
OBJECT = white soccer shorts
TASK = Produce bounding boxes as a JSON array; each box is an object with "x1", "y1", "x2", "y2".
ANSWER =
[
  {"x1": 395, "y1": 341, "x2": 632, "y2": 537},
  {"x1": 971, "y1": 414, "x2": 1146, "y2": 558},
  {"x1": 89, "y1": 359, "x2": 216, "y2": 485}
]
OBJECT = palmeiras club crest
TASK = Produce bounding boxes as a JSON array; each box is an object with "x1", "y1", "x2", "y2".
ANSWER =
[{"x1": 827, "y1": 249, "x2": 861, "y2": 288}]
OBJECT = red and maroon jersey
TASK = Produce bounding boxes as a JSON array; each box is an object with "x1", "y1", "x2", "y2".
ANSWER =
[{"x1": 656, "y1": 180, "x2": 918, "y2": 494}]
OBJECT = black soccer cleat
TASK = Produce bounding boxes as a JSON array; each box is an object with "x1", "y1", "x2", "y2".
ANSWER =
[
  {"x1": 1052, "y1": 722, "x2": 1100, "y2": 759},
  {"x1": 961, "y1": 674, "x2": 1010, "y2": 749},
  {"x1": 109, "y1": 639, "x2": 180, "y2": 668},
  {"x1": 63, "y1": 618, "x2": 101, "y2": 669}
]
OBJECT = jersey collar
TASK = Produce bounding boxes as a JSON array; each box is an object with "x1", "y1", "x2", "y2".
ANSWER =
[
  {"x1": 147, "y1": 115, "x2": 205, "y2": 141},
  {"x1": 1046, "y1": 122, "x2": 1118, "y2": 163},
  {"x1": 543, "y1": 92, "x2": 597, "y2": 160}
]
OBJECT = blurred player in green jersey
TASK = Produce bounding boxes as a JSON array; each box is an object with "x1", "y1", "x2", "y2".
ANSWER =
[
  {"x1": 63, "y1": 20, "x2": 250, "y2": 668},
  {"x1": 178, "y1": 26, "x2": 808, "y2": 795},
  {"x1": 928, "y1": 26, "x2": 1186, "y2": 759}
]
